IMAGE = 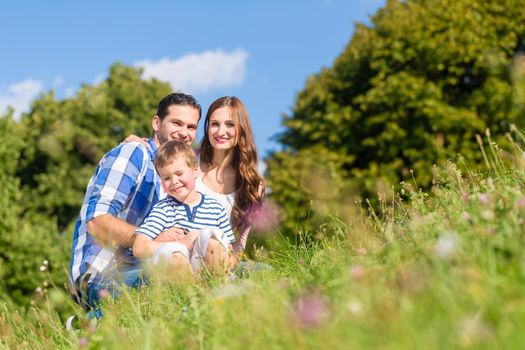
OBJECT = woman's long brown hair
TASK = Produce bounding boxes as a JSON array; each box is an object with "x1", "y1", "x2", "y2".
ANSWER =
[{"x1": 200, "y1": 96, "x2": 264, "y2": 231}]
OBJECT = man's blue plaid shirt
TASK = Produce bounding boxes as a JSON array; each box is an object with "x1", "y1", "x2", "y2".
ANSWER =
[{"x1": 69, "y1": 138, "x2": 162, "y2": 293}]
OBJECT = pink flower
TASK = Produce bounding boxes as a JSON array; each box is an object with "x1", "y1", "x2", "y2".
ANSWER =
[
  {"x1": 246, "y1": 201, "x2": 282, "y2": 234},
  {"x1": 355, "y1": 247, "x2": 368, "y2": 256},
  {"x1": 350, "y1": 265, "x2": 366, "y2": 280},
  {"x1": 78, "y1": 337, "x2": 88, "y2": 348},
  {"x1": 478, "y1": 194, "x2": 490, "y2": 204},
  {"x1": 517, "y1": 197, "x2": 525, "y2": 208},
  {"x1": 292, "y1": 293, "x2": 331, "y2": 329},
  {"x1": 98, "y1": 289, "x2": 110, "y2": 299}
]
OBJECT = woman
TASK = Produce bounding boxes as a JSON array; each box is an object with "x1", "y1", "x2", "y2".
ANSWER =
[{"x1": 196, "y1": 96, "x2": 264, "y2": 259}]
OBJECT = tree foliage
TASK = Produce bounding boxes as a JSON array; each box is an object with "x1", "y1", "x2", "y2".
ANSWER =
[
  {"x1": 0, "y1": 63, "x2": 172, "y2": 306},
  {"x1": 267, "y1": 0, "x2": 525, "y2": 236},
  {"x1": 17, "y1": 63, "x2": 172, "y2": 229}
]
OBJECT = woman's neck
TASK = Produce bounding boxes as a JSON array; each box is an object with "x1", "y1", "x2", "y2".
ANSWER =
[{"x1": 211, "y1": 149, "x2": 234, "y2": 171}]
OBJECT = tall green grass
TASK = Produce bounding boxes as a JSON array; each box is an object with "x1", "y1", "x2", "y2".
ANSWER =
[{"x1": 2, "y1": 130, "x2": 525, "y2": 349}]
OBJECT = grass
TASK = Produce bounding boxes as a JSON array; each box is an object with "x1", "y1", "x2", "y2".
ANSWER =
[{"x1": 2, "y1": 132, "x2": 525, "y2": 349}]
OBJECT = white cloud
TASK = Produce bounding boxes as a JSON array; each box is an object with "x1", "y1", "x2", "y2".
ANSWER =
[
  {"x1": 52, "y1": 76, "x2": 64, "y2": 89},
  {"x1": 0, "y1": 79, "x2": 43, "y2": 119},
  {"x1": 135, "y1": 48, "x2": 249, "y2": 93}
]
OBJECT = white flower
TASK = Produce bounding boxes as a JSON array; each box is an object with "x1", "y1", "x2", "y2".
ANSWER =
[
  {"x1": 434, "y1": 233, "x2": 459, "y2": 259},
  {"x1": 347, "y1": 299, "x2": 363, "y2": 316}
]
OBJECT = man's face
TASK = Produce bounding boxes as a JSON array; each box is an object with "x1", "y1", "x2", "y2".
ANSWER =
[{"x1": 152, "y1": 105, "x2": 200, "y2": 146}]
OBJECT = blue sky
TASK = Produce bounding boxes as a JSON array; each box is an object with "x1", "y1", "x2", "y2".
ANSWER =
[{"x1": 0, "y1": 0, "x2": 384, "y2": 158}]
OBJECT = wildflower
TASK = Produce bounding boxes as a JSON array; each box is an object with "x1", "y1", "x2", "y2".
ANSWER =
[
  {"x1": 458, "y1": 314, "x2": 493, "y2": 347},
  {"x1": 39, "y1": 265, "x2": 47, "y2": 272},
  {"x1": 433, "y1": 233, "x2": 459, "y2": 260},
  {"x1": 246, "y1": 201, "x2": 282, "y2": 235},
  {"x1": 292, "y1": 293, "x2": 331, "y2": 329},
  {"x1": 346, "y1": 299, "x2": 363, "y2": 316},
  {"x1": 42, "y1": 280, "x2": 49, "y2": 287},
  {"x1": 355, "y1": 247, "x2": 368, "y2": 256},
  {"x1": 35, "y1": 287, "x2": 42, "y2": 294},
  {"x1": 517, "y1": 197, "x2": 525, "y2": 208},
  {"x1": 78, "y1": 337, "x2": 88, "y2": 348},
  {"x1": 480, "y1": 210, "x2": 495, "y2": 221},
  {"x1": 461, "y1": 212, "x2": 471, "y2": 222},
  {"x1": 349, "y1": 265, "x2": 365, "y2": 280},
  {"x1": 212, "y1": 281, "x2": 251, "y2": 300},
  {"x1": 98, "y1": 289, "x2": 110, "y2": 299},
  {"x1": 42, "y1": 260, "x2": 48, "y2": 266},
  {"x1": 277, "y1": 278, "x2": 290, "y2": 290},
  {"x1": 478, "y1": 194, "x2": 490, "y2": 204},
  {"x1": 88, "y1": 319, "x2": 98, "y2": 334}
]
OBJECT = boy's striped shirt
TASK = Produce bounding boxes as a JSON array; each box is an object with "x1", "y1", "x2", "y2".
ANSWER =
[{"x1": 135, "y1": 194, "x2": 235, "y2": 243}]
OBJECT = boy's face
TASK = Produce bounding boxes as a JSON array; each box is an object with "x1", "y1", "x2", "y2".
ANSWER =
[{"x1": 158, "y1": 156, "x2": 198, "y2": 202}]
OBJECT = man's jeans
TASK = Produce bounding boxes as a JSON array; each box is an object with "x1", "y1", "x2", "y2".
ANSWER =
[{"x1": 81, "y1": 265, "x2": 147, "y2": 319}]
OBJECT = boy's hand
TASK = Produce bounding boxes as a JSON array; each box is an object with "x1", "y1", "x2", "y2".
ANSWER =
[
  {"x1": 181, "y1": 231, "x2": 199, "y2": 250},
  {"x1": 155, "y1": 227, "x2": 188, "y2": 242}
]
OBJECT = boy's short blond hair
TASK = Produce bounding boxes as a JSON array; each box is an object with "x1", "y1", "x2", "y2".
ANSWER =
[{"x1": 155, "y1": 140, "x2": 197, "y2": 171}]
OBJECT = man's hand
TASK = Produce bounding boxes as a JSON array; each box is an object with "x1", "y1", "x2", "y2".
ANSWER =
[
  {"x1": 123, "y1": 134, "x2": 148, "y2": 145},
  {"x1": 155, "y1": 227, "x2": 188, "y2": 242}
]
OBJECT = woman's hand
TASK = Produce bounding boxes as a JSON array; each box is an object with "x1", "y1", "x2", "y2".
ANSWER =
[{"x1": 123, "y1": 134, "x2": 148, "y2": 145}]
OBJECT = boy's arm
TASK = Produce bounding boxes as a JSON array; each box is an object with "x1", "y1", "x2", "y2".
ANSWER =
[{"x1": 133, "y1": 201, "x2": 173, "y2": 257}]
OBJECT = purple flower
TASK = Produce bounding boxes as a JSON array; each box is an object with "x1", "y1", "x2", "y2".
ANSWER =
[
  {"x1": 292, "y1": 293, "x2": 331, "y2": 329},
  {"x1": 478, "y1": 194, "x2": 490, "y2": 204},
  {"x1": 246, "y1": 201, "x2": 282, "y2": 235},
  {"x1": 349, "y1": 265, "x2": 366, "y2": 280},
  {"x1": 78, "y1": 337, "x2": 88, "y2": 348}
]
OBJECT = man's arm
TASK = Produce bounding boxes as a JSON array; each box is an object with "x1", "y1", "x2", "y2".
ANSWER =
[
  {"x1": 87, "y1": 215, "x2": 137, "y2": 248},
  {"x1": 85, "y1": 142, "x2": 146, "y2": 248}
]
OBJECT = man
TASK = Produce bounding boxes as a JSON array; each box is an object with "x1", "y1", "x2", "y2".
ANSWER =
[{"x1": 69, "y1": 92, "x2": 201, "y2": 315}]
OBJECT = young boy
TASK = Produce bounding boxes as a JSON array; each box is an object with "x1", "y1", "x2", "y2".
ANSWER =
[{"x1": 133, "y1": 140, "x2": 235, "y2": 275}]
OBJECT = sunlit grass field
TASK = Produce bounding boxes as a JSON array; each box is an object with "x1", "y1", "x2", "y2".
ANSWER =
[{"x1": 2, "y1": 132, "x2": 525, "y2": 349}]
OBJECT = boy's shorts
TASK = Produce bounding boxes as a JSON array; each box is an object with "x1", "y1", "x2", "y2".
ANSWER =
[{"x1": 151, "y1": 228, "x2": 230, "y2": 273}]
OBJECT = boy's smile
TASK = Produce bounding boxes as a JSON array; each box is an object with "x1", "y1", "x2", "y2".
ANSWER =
[{"x1": 158, "y1": 156, "x2": 199, "y2": 204}]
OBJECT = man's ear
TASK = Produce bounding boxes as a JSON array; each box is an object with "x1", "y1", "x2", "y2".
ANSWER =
[{"x1": 152, "y1": 115, "x2": 160, "y2": 132}]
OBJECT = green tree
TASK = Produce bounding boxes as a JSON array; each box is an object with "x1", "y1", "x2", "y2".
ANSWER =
[
  {"x1": 267, "y1": 0, "x2": 525, "y2": 237},
  {"x1": 0, "y1": 113, "x2": 69, "y2": 306},
  {"x1": 17, "y1": 63, "x2": 172, "y2": 229}
]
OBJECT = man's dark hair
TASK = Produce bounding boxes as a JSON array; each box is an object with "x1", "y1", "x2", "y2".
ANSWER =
[{"x1": 157, "y1": 93, "x2": 201, "y2": 121}]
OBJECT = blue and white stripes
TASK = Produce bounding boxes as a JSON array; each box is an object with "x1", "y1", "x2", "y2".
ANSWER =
[{"x1": 136, "y1": 194, "x2": 235, "y2": 244}]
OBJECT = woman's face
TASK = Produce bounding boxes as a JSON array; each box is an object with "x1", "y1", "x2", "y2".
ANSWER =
[{"x1": 207, "y1": 106, "x2": 237, "y2": 151}]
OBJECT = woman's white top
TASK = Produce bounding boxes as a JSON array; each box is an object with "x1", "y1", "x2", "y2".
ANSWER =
[{"x1": 195, "y1": 176, "x2": 235, "y2": 219}]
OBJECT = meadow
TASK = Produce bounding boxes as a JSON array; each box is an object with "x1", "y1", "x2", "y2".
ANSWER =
[{"x1": 1, "y1": 130, "x2": 525, "y2": 350}]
